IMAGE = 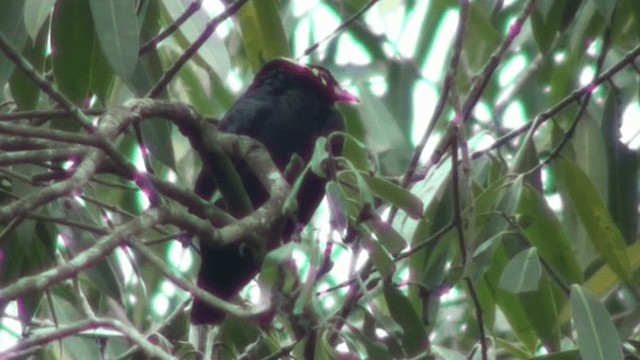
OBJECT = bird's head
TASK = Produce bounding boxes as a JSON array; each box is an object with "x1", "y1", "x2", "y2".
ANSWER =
[{"x1": 252, "y1": 59, "x2": 360, "y2": 105}]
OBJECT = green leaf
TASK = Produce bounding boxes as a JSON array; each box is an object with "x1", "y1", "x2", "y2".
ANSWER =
[
  {"x1": 559, "y1": 0, "x2": 584, "y2": 32},
  {"x1": 23, "y1": 0, "x2": 56, "y2": 40},
  {"x1": 567, "y1": 2, "x2": 605, "y2": 59},
  {"x1": 89, "y1": 0, "x2": 138, "y2": 80},
  {"x1": 494, "y1": 337, "x2": 533, "y2": 359},
  {"x1": 473, "y1": 176, "x2": 523, "y2": 248},
  {"x1": 519, "y1": 275, "x2": 562, "y2": 351},
  {"x1": 9, "y1": 27, "x2": 46, "y2": 110},
  {"x1": 531, "y1": 1, "x2": 560, "y2": 54},
  {"x1": 584, "y1": 242, "x2": 640, "y2": 299},
  {"x1": 357, "y1": 85, "x2": 410, "y2": 175},
  {"x1": 512, "y1": 133, "x2": 543, "y2": 191},
  {"x1": 409, "y1": 159, "x2": 452, "y2": 232},
  {"x1": 362, "y1": 234, "x2": 395, "y2": 278},
  {"x1": 342, "y1": 324, "x2": 392, "y2": 360},
  {"x1": 362, "y1": 174, "x2": 423, "y2": 219},
  {"x1": 627, "y1": 0, "x2": 640, "y2": 37},
  {"x1": 51, "y1": 0, "x2": 95, "y2": 105},
  {"x1": 499, "y1": 248, "x2": 542, "y2": 294},
  {"x1": 140, "y1": 118, "x2": 176, "y2": 171},
  {"x1": 382, "y1": 281, "x2": 427, "y2": 356},
  {"x1": 570, "y1": 285, "x2": 623, "y2": 360},
  {"x1": 482, "y1": 244, "x2": 539, "y2": 351},
  {"x1": 464, "y1": 2, "x2": 501, "y2": 71},
  {"x1": 0, "y1": 219, "x2": 56, "y2": 323},
  {"x1": 340, "y1": 131, "x2": 371, "y2": 172},
  {"x1": 233, "y1": 0, "x2": 289, "y2": 71},
  {"x1": 535, "y1": 0, "x2": 586, "y2": 53},
  {"x1": 530, "y1": 349, "x2": 581, "y2": 360},
  {"x1": 88, "y1": 28, "x2": 115, "y2": 105},
  {"x1": 337, "y1": 168, "x2": 375, "y2": 209},
  {"x1": 574, "y1": 114, "x2": 608, "y2": 212},
  {"x1": 366, "y1": 217, "x2": 407, "y2": 255},
  {"x1": 48, "y1": 200, "x2": 123, "y2": 303},
  {"x1": 176, "y1": 62, "x2": 218, "y2": 116},
  {"x1": 259, "y1": 243, "x2": 298, "y2": 294},
  {"x1": 162, "y1": 1, "x2": 230, "y2": 78},
  {"x1": 602, "y1": 89, "x2": 638, "y2": 244},
  {"x1": 129, "y1": 0, "x2": 165, "y2": 95},
  {"x1": 325, "y1": 181, "x2": 349, "y2": 231},
  {"x1": 431, "y1": 345, "x2": 467, "y2": 360},
  {"x1": 218, "y1": 317, "x2": 263, "y2": 358},
  {"x1": 0, "y1": 0, "x2": 28, "y2": 90},
  {"x1": 517, "y1": 185, "x2": 584, "y2": 284},
  {"x1": 554, "y1": 158, "x2": 631, "y2": 282},
  {"x1": 589, "y1": 0, "x2": 617, "y2": 20}
]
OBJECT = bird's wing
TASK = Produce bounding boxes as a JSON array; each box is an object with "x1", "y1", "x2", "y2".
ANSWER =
[{"x1": 219, "y1": 96, "x2": 273, "y2": 137}]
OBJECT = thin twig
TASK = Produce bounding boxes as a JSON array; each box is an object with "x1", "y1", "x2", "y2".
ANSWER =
[
  {"x1": 473, "y1": 43, "x2": 640, "y2": 160},
  {"x1": 526, "y1": 22, "x2": 614, "y2": 174},
  {"x1": 147, "y1": 0, "x2": 251, "y2": 98},
  {"x1": 414, "y1": 0, "x2": 535, "y2": 186},
  {"x1": 0, "y1": 209, "x2": 165, "y2": 306},
  {"x1": 395, "y1": 0, "x2": 470, "y2": 205},
  {"x1": 0, "y1": 108, "x2": 104, "y2": 121},
  {"x1": 126, "y1": 232, "x2": 269, "y2": 320},
  {"x1": 300, "y1": 0, "x2": 380, "y2": 58},
  {"x1": 139, "y1": 1, "x2": 202, "y2": 56},
  {"x1": 464, "y1": 277, "x2": 487, "y2": 360},
  {"x1": 1, "y1": 318, "x2": 174, "y2": 360},
  {"x1": 451, "y1": 129, "x2": 487, "y2": 359}
]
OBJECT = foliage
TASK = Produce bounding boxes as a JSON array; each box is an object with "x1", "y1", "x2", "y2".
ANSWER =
[{"x1": 1, "y1": 0, "x2": 640, "y2": 359}]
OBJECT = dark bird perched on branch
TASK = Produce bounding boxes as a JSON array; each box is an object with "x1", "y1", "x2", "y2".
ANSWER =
[{"x1": 191, "y1": 59, "x2": 359, "y2": 325}]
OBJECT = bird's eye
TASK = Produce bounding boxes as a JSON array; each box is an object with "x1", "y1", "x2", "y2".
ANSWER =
[{"x1": 313, "y1": 69, "x2": 331, "y2": 87}]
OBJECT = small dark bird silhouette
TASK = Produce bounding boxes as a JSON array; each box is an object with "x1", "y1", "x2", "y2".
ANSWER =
[{"x1": 191, "y1": 59, "x2": 358, "y2": 325}]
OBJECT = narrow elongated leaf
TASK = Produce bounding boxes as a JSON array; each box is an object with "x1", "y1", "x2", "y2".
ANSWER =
[
  {"x1": 175, "y1": 62, "x2": 217, "y2": 116},
  {"x1": 51, "y1": 0, "x2": 95, "y2": 105},
  {"x1": 23, "y1": 0, "x2": 56, "y2": 40},
  {"x1": 499, "y1": 248, "x2": 542, "y2": 294},
  {"x1": 383, "y1": 281, "x2": 427, "y2": 356},
  {"x1": 602, "y1": 89, "x2": 638, "y2": 244},
  {"x1": 519, "y1": 275, "x2": 561, "y2": 352},
  {"x1": 366, "y1": 217, "x2": 407, "y2": 255},
  {"x1": 342, "y1": 325, "x2": 392, "y2": 360},
  {"x1": 589, "y1": 0, "x2": 617, "y2": 19},
  {"x1": 559, "y1": 0, "x2": 584, "y2": 32},
  {"x1": 140, "y1": 118, "x2": 176, "y2": 170},
  {"x1": 530, "y1": 4, "x2": 557, "y2": 54},
  {"x1": 570, "y1": 285, "x2": 623, "y2": 360},
  {"x1": 530, "y1": 349, "x2": 581, "y2": 360},
  {"x1": 9, "y1": 28, "x2": 47, "y2": 110},
  {"x1": 517, "y1": 185, "x2": 584, "y2": 284},
  {"x1": 585, "y1": 242, "x2": 640, "y2": 298},
  {"x1": 483, "y1": 244, "x2": 539, "y2": 351},
  {"x1": 89, "y1": 0, "x2": 138, "y2": 79},
  {"x1": 0, "y1": 219, "x2": 55, "y2": 323},
  {"x1": 48, "y1": 200, "x2": 123, "y2": 303},
  {"x1": 341, "y1": 131, "x2": 373, "y2": 172},
  {"x1": 0, "y1": 0, "x2": 28, "y2": 90},
  {"x1": 554, "y1": 158, "x2": 631, "y2": 282},
  {"x1": 162, "y1": 0, "x2": 230, "y2": 78},
  {"x1": 465, "y1": 3, "x2": 501, "y2": 71},
  {"x1": 357, "y1": 85, "x2": 410, "y2": 174},
  {"x1": 232, "y1": 0, "x2": 289, "y2": 71},
  {"x1": 362, "y1": 234, "x2": 395, "y2": 278},
  {"x1": 362, "y1": 174, "x2": 423, "y2": 219}
]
